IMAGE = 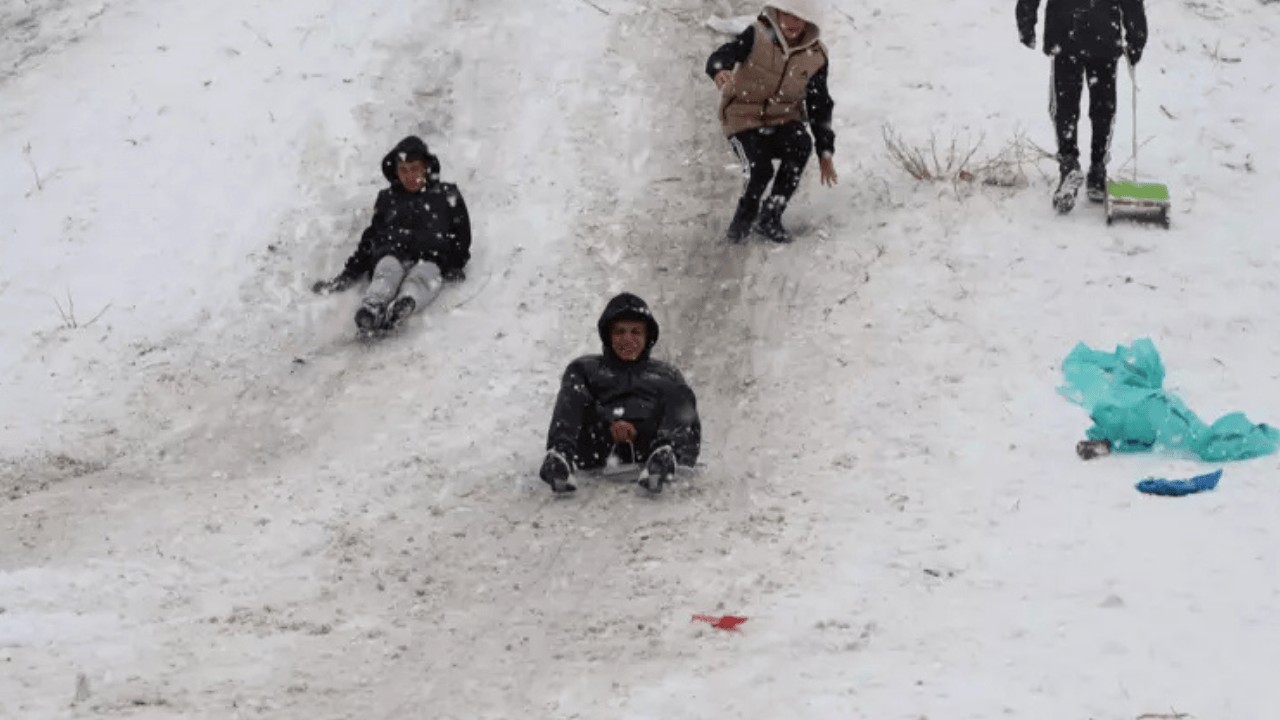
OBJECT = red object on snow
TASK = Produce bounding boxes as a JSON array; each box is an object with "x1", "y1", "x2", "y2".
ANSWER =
[{"x1": 691, "y1": 614, "x2": 749, "y2": 631}]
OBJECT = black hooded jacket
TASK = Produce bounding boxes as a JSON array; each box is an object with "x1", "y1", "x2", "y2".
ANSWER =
[
  {"x1": 1017, "y1": 0, "x2": 1147, "y2": 60},
  {"x1": 339, "y1": 136, "x2": 472, "y2": 280},
  {"x1": 547, "y1": 293, "x2": 701, "y2": 466}
]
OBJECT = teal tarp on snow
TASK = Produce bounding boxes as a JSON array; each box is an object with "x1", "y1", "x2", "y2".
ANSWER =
[{"x1": 1058, "y1": 338, "x2": 1280, "y2": 462}]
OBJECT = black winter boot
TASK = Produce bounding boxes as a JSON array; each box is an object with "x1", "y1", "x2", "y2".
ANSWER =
[
  {"x1": 1086, "y1": 165, "x2": 1107, "y2": 203},
  {"x1": 756, "y1": 196, "x2": 792, "y2": 244},
  {"x1": 639, "y1": 445, "x2": 675, "y2": 493},
  {"x1": 725, "y1": 196, "x2": 759, "y2": 243},
  {"x1": 539, "y1": 450, "x2": 575, "y2": 494}
]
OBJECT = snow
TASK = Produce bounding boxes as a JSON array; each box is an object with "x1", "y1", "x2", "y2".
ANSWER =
[{"x1": 3, "y1": 0, "x2": 1280, "y2": 718}]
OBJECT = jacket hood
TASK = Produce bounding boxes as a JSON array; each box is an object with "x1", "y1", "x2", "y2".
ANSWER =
[
  {"x1": 761, "y1": 1, "x2": 823, "y2": 52},
  {"x1": 381, "y1": 135, "x2": 442, "y2": 189},
  {"x1": 763, "y1": 0, "x2": 822, "y2": 26},
  {"x1": 597, "y1": 292, "x2": 660, "y2": 362}
]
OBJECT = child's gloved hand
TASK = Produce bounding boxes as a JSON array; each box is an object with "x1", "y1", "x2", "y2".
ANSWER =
[
  {"x1": 442, "y1": 268, "x2": 466, "y2": 282},
  {"x1": 610, "y1": 420, "x2": 638, "y2": 444},
  {"x1": 312, "y1": 275, "x2": 353, "y2": 294}
]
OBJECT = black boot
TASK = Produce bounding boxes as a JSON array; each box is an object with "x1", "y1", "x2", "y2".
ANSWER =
[
  {"x1": 639, "y1": 445, "x2": 675, "y2": 493},
  {"x1": 539, "y1": 450, "x2": 576, "y2": 494},
  {"x1": 756, "y1": 195, "x2": 792, "y2": 244},
  {"x1": 1052, "y1": 162, "x2": 1084, "y2": 215},
  {"x1": 725, "y1": 196, "x2": 759, "y2": 243},
  {"x1": 1086, "y1": 164, "x2": 1107, "y2": 203}
]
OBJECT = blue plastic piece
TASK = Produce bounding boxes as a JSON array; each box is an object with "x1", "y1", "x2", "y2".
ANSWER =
[{"x1": 1135, "y1": 469, "x2": 1222, "y2": 496}]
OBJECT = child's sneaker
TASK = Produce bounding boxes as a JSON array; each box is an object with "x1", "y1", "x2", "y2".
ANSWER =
[
  {"x1": 355, "y1": 301, "x2": 386, "y2": 331},
  {"x1": 1086, "y1": 165, "x2": 1107, "y2": 203},
  {"x1": 385, "y1": 296, "x2": 417, "y2": 329},
  {"x1": 1053, "y1": 164, "x2": 1084, "y2": 214}
]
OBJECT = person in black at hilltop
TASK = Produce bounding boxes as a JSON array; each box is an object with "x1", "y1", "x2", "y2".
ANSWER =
[
  {"x1": 312, "y1": 135, "x2": 471, "y2": 332},
  {"x1": 539, "y1": 293, "x2": 701, "y2": 495},
  {"x1": 706, "y1": 0, "x2": 838, "y2": 244},
  {"x1": 1017, "y1": 0, "x2": 1147, "y2": 214}
]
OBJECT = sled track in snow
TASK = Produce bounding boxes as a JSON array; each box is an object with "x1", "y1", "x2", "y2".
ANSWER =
[
  {"x1": 0, "y1": 0, "x2": 114, "y2": 86},
  {"x1": 361, "y1": 2, "x2": 798, "y2": 711}
]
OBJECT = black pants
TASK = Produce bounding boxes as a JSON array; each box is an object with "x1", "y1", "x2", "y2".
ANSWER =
[
  {"x1": 1050, "y1": 53, "x2": 1118, "y2": 171},
  {"x1": 729, "y1": 122, "x2": 813, "y2": 212}
]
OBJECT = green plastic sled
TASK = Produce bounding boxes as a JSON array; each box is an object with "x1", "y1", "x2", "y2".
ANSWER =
[{"x1": 1105, "y1": 180, "x2": 1171, "y2": 228}]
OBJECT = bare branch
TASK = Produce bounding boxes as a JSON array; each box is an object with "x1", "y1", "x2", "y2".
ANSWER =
[
  {"x1": 48, "y1": 289, "x2": 111, "y2": 330},
  {"x1": 884, "y1": 125, "x2": 1049, "y2": 191},
  {"x1": 241, "y1": 21, "x2": 274, "y2": 48},
  {"x1": 575, "y1": 0, "x2": 610, "y2": 14},
  {"x1": 52, "y1": 294, "x2": 72, "y2": 328},
  {"x1": 22, "y1": 143, "x2": 43, "y2": 192},
  {"x1": 83, "y1": 303, "x2": 113, "y2": 327}
]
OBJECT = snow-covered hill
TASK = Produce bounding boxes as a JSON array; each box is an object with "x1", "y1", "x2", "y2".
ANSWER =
[{"x1": 3, "y1": 0, "x2": 1279, "y2": 718}]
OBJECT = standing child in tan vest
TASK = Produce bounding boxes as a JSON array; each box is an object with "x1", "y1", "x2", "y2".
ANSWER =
[{"x1": 707, "y1": 0, "x2": 837, "y2": 244}]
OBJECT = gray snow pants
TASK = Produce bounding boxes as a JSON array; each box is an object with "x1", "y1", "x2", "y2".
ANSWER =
[{"x1": 363, "y1": 256, "x2": 443, "y2": 313}]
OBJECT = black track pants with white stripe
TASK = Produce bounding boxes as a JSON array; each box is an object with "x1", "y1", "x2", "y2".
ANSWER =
[
  {"x1": 728, "y1": 122, "x2": 814, "y2": 210},
  {"x1": 1049, "y1": 53, "x2": 1118, "y2": 171}
]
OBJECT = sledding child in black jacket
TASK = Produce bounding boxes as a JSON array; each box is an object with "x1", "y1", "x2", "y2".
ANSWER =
[
  {"x1": 539, "y1": 293, "x2": 701, "y2": 495},
  {"x1": 313, "y1": 136, "x2": 471, "y2": 331}
]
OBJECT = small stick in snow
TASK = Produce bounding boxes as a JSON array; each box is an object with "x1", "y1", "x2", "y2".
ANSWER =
[
  {"x1": 83, "y1": 302, "x2": 113, "y2": 328},
  {"x1": 53, "y1": 290, "x2": 75, "y2": 328},
  {"x1": 242, "y1": 21, "x2": 274, "y2": 48},
  {"x1": 22, "y1": 143, "x2": 42, "y2": 192},
  {"x1": 575, "y1": 0, "x2": 610, "y2": 15}
]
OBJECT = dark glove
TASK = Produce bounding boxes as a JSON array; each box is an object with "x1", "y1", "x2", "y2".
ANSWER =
[
  {"x1": 312, "y1": 274, "x2": 354, "y2": 295},
  {"x1": 442, "y1": 267, "x2": 466, "y2": 282},
  {"x1": 1019, "y1": 30, "x2": 1035, "y2": 49},
  {"x1": 1125, "y1": 45, "x2": 1143, "y2": 66}
]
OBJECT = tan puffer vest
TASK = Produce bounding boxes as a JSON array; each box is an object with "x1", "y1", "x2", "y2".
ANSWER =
[{"x1": 718, "y1": 12, "x2": 828, "y2": 137}]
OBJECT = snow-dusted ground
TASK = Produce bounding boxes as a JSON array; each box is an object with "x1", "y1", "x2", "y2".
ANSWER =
[{"x1": 3, "y1": 0, "x2": 1280, "y2": 717}]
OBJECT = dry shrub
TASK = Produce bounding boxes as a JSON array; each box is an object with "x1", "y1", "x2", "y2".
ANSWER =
[{"x1": 882, "y1": 123, "x2": 1056, "y2": 191}]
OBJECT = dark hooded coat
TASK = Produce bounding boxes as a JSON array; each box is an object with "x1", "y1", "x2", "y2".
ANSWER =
[
  {"x1": 339, "y1": 136, "x2": 471, "y2": 280},
  {"x1": 1017, "y1": 0, "x2": 1147, "y2": 60},
  {"x1": 546, "y1": 293, "x2": 701, "y2": 468}
]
